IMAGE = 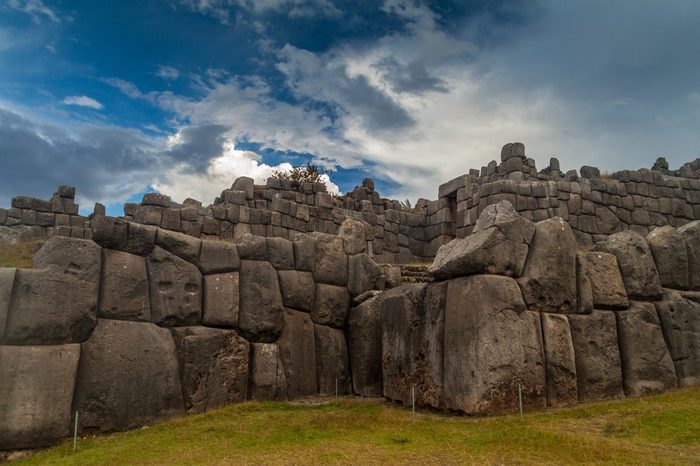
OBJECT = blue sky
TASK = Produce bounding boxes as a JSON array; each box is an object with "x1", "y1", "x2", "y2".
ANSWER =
[{"x1": 1, "y1": 0, "x2": 699, "y2": 216}]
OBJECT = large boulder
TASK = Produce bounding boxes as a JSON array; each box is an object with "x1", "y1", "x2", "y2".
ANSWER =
[
  {"x1": 99, "y1": 250, "x2": 150, "y2": 321},
  {"x1": 72, "y1": 319, "x2": 184, "y2": 432},
  {"x1": 314, "y1": 324, "x2": 351, "y2": 395},
  {"x1": 592, "y1": 231, "x2": 662, "y2": 300},
  {"x1": 541, "y1": 313, "x2": 578, "y2": 407},
  {"x1": 197, "y1": 239, "x2": 239, "y2": 274},
  {"x1": 616, "y1": 302, "x2": 677, "y2": 397},
  {"x1": 238, "y1": 260, "x2": 284, "y2": 342},
  {"x1": 311, "y1": 283, "x2": 350, "y2": 328},
  {"x1": 518, "y1": 218, "x2": 577, "y2": 313},
  {"x1": 170, "y1": 327, "x2": 249, "y2": 413},
  {"x1": 581, "y1": 251, "x2": 629, "y2": 309},
  {"x1": 277, "y1": 270, "x2": 315, "y2": 312},
  {"x1": 146, "y1": 246, "x2": 202, "y2": 326},
  {"x1": 443, "y1": 275, "x2": 544, "y2": 414},
  {"x1": 678, "y1": 221, "x2": 700, "y2": 290},
  {"x1": 312, "y1": 233, "x2": 348, "y2": 286},
  {"x1": 277, "y1": 309, "x2": 317, "y2": 398},
  {"x1": 0, "y1": 344, "x2": 80, "y2": 449},
  {"x1": 202, "y1": 272, "x2": 239, "y2": 327},
  {"x1": 347, "y1": 296, "x2": 383, "y2": 397},
  {"x1": 646, "y1": 226, "x2": 689, "y2": 290},
  {"x1": 429, "y1": 201, "x2": 535, "y2": 280},
  {"x1": 0, "y1": 267, "x2": 16, "y2": 337},
  {"x1": 568, "y1": 311, "x2": 624, "y2": 402},
  {"x1": 339, "y1": 218, "x2": 367, "y2": 255},
  {"x1": 248, "y1": 343, "x2": 287, "y2": 400},
  {"x1": 654, "y1": 289, "x2": 700, "y2": 386},
  {"x1": 348, "y1": 254, "x2": 382, "y2": 298}
]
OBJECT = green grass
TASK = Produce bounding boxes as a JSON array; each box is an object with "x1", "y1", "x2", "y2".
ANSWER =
[
  {"x1": 16, "y1": 387, "x2": 700, "y2": 465},
  {"x1": 0, "y1": 240, "x2": 43, "y2": 268}
]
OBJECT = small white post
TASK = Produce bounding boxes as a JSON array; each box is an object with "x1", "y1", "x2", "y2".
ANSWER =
[
  {"x1": 72, "y1": 411, "x2": 79, "y2": 451},
  {"x1": 518, "y1": 383, "x2": 523, "y2": 422},
  {"x1": 411, "y1": 385, "x2": 416, "y2": 423}
]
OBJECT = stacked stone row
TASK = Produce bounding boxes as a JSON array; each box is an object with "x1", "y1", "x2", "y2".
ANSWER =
[
  {"x1": 0, "y1": 216, "x2": 397, "y2": 450},
  {"x1": 346, "y1": 201, "x2": 700, "y2": 414}
]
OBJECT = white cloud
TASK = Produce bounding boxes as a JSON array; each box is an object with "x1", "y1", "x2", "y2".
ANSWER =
[
  {"x1": 156, "y1": 65, "x2": 180, "y2": 81},
  {"x1": 62, "y1": 95, "x2": 104, "y2": 110},
  {"x1": 6, "y1": 0, "x2": 59, "y2": 23}
]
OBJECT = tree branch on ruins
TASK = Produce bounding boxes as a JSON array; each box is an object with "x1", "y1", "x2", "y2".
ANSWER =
[{"x1": 0, "y1": 143, "x2": 698, "y2": 451}]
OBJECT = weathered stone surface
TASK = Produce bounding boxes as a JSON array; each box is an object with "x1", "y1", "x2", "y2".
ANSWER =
[
  {"x1": 647, "y1": 226, "x2": 689, "y2": 290},
  {"x1": 170, "y1": 327, "x2": 249, "y2": 413},
  {"x1": 678, "y1": 220, "x2": 700, "y2": 290},
  {"x1": 314, "y1": 324, "x2": 351, "y2": 395},
  {"x1": 347, "y1": 296, "x2": 383, "y2": 397},
  {"x1": 277, "y1": 309, "x2": 317, "y2": 398},
  {"x1": 248, "y1": 343, "x2": 287, "y2": 400},
  {"x1": 592, "y1": 231, "x2": 662, "y2": 300},
  {"x1": 312, "y1": 233, "x2": 348, "y2": 286},
  {"x1": 568, "y1": 311, "x2": 624, "y2": 402},
  {"x1": 266, "y1": 237, "x2": 294, "y2": 270},
  {"x1": 232, "y1": 176, "x2": 254, "y2": 200},
  {"x1": 202, "y1": 272, "x2": 239, "y2": 327},
  {"x1": 197, "y1": 239, "x2": 239, "y2": 274},
  {"x1": 443, "y1": 275, "x2": 544, "y2": 414},
  {"x1": 0, "y1": 268, "x2": 16, "y2": 338},
  {"x1": 518, "y1": 218, "x2": 577, "y2": 313},
  {"x1": 277, "y1": 270, "x2": 315, "y2": 312},
  {"x1": 429, "y1": 201, "x2": 535, "y2": 280},
  {"x1": 73, "y1": 319, "x2": 184, "y2": 432},
  {"x1": 348, "y1": 253, "x2": 382, "y2": 298},
  {"x1": 339, "y1": 218, "x2": 367, "y2": 255},
  {"x1": 541, "y1": 313, "x2": 578, "y2": 407},
  {"x1": 155, "y1": 228, "x2": 201, "y2": 263},
  {"x1": 0, "y1": 344, "x2": 80, "y2": 449},
  {"x1": 582, "y1": 251, "x2": 629, "y2": 309},
  {"x1": 238, "y1": 260, "x2": 284, "y2": 342},
  {"x1": 616, "y1": 302, "x2": 677, "y2": 397},
  {"x1": 99, "y1": 250, "x2": 150, "y2": 321},
  {"x1": 311, "y1": 283, "x2": 350, "y2": 328},
  {"x1": 146, "y1": 246, "x2": 202, "y2": 326},
  {"x1": 654, "y1": 290, "x2": 700, "y2": 386}
]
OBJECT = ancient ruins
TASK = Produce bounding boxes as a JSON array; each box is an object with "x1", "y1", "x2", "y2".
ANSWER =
[{"x1": 0, "y1": 143, "x2": 699, "y2": 450}]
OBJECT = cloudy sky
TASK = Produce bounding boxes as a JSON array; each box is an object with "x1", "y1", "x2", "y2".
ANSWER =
[{"x1": 1, "y1": 0, "x2": 699, "y2": 215}]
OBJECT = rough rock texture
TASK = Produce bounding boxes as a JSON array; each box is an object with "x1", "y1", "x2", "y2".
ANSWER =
[
  {"x1": 146, "y1": 246, "x2": 202, "y2": 326},
  {"x1": 202, "y1": 273, "x2": 239, "y2": 327},
  {"x1": 518, "y1": 218, "x2": 577, "y2": 313},
  {"x1": 443, "y1": 275, "x2": 545, "y2": 414},
  {"x1": 99, "y1": 250, "x2": 150, "y2": 321},
  {"x1": 678, "y1": 221, "x2": 700, "y2": 290},
  {"x1": 314, "y1": 324, "x2": 351, "y2": 395},
  {"x1": 0, "y1": 267, "x2": 16, "y2": 337},
  {"x1": 277, "y1": 309, "x2": 317, "y2": 398},
  {"x1": 0, "y1": 344, "x2": 80, "y2": 449},
  {"x1": 654, "y1": 289, "x2": 700, "y2": 386},
  {"x1": 348, "y1": 253, "x2": 382, "y2": 298},
  {"x1": 616, "y1": 302, "x2": 677, "y2": 397},
  {"x1": 73, "y1": 319, "x2": 184, "y2": 432},
  {"x1": 170, "y1": 327, "x2": 249, "y2": 413},
  {"x1": 277, "y1": 270, "x2": 315, "y2": 312},
  {"x1": 311, "y1": 283, "x2": 350, "y2": 328},
  {"x1": 646, "y1": 226, "x2": 689, "y2": 290},
  {"x1": 568, "y1": 311, "x2": 624, "y2": 402},
  {"x1": 541, "y1": 313, "x2": 578, "y2": 407},
  {"x1": 339, "y1": 218, "x2": 367, "y2": 255},
  {"x1": 582, "y1": 251, "x2": 629, "y2": 309},
  {"x1": 237, "y1": 260, "x2": 283, "y2": 342},
  {"x1": 312, "y1": 233, "x2": 348, "y2": 286},
  {"x1": 248, "y1": 343, "x2": 287, "y2": 400},
  {"x1": 429, "y1": 201, "x2": 535, "y2": 280},
  {"x1": 347, "y1": 296, "x2": 383, "y2": 397},
  {"x1": 592, "y1": 231, "x2": 662, "y2": 300},
  {"x1": 197, "y1": 239, "x2": 239, "y2": 274}
]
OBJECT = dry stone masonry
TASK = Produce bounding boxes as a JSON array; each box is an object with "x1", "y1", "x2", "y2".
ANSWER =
[{"x1": 1, "y1": 142, "x2": 699, "y2": 451}]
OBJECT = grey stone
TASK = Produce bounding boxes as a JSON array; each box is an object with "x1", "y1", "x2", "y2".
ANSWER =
[
  {"x1": 443, "y1": 275, "x2": 545, "y2": 414},
  {"x1": 339, "y1": 218, "x2": 367, "y2": 255},
  {"x1": 314, "y1": 324, "x2": 351, "y2": 395},
  {"x1": 541, "y1": 313, "x2": 578, "y2": 407},
  {"x1": 592, "y1": 231, "x2": 662, "y2": 300},
  {"x1": 277, "y1": 270, "x2": 315, "y2": 312},
  {"x1": 0, "y1": 344, "x2": 80, "y2": 449},
  {"x1": 232, "y1": 176, "x2": 254, "y2": 200},
  {"x1": 0, "y1": 268, "x2": 16, "y2": 337},
  {"x1": 678, "y1": 221, "x2": 700, "y2": 290},
  {"x1": 582, "y1": 251, "x2": 629, "y2": 309},
  {"x1": 311, "y1": 283, "x2": 350, "y2": 328},
  {"x1": 99, "y1": 250, "x2": 150, "y2": 321},
  {"x1": 146, "y1": 246, "x2": 202, "y2": 326},
  {"x1": 568, "y1": 311, "x2": 624, "y2": 402},
  {"x1": 312, "y1": 233, "x2": 348, "y2": 286},
  {"x1": 348, "y1": 253, "x2": 382, "y2": 298},
  {"x1": 518, "y1": 218, "x2": 577, "y2": 313},
  {"x1": 197, "y1": 239, "x2": 240, "y2": 274},
  {"x1": 646, "y1": 226, "x2": 689, "y2": 290},
  {"x1": 347, "y1": 296, "x2": 383, "y2": 397},
  {"x1": 156, "y1": 228, "x2": 201, "y2": 263},
  {"x1": 171, "y1": 327, "x2": 249, "y2": 413},
  {"x1": 73, "y1": 319, "x2": 184, "y2": 432},
  {"x1": 616, "y1": 302, "x2": 677, "y2": 397},
  {"x1": 266, "y1": 237, "x2": 295, "y2": 270},
  {"x1": 654, "y1": 290, "x2": 700, "y2": 386},
  {"x1": 238, "y1": 260, "x2": 284, "y2": 342},
  {"x1": 277, "y1": 309, "x2": 317, "y2": 398},
  {"x1": 202, "y1": 272, "x2": 239, "y2": 327},
  {"x1": 248, "y1": 343, "x2": 287, "y2": 400}
]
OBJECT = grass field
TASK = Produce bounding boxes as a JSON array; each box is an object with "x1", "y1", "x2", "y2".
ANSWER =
[
  {"x1": 14, "y1": 387, "x2": 700, "y2": 465},
  {"x1": 0, "y1": 240, "x2": 43, "y2": 268}
]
